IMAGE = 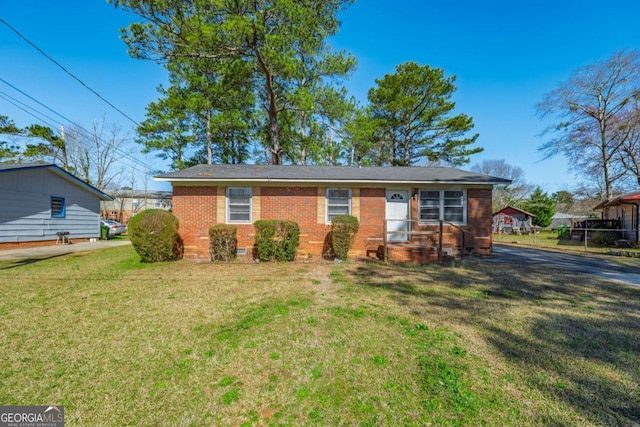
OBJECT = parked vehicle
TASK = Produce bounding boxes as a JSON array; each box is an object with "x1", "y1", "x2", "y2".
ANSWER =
[{"x1": 100, "y1": 219, "x2": 127, "y2": 236}]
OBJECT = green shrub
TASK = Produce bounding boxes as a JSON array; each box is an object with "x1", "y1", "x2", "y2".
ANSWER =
[
  {"x1": 128, "y1": 209, "x2": 182, "y2": 263},
  {"x1": 254, "y1": 220, "x2": 300, "y2": 262},
  {"x1": 557, "y1": 225, "x2": 570, "y2": 240},
  {"x1": 591, "y1": 230, "x2": 622, "y2": 246},
  {"x1": 209, "y1": 224, "x2": 237, "y2": 262},
  {"x1": 331, "y1": 215, "x2": 360, "y2": 260}
]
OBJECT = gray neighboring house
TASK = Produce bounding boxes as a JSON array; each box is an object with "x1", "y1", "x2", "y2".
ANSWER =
[{"x1": 0, "y1": 163, "x2": 113, "y2": 246}]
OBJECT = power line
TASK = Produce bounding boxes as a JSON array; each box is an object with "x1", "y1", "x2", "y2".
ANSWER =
[
  {"x1": 0, "y1": 91, "x2": 62, "y2": 130},
  {"x1": 0, "y1": 17, "x2": 141, "y2": 127},
  {"x1": 0, "y1": 91, "x2": 56, "y2": 128},
  {"x1": 0, "y1": 78, "x2": 154, "y2": 174}
]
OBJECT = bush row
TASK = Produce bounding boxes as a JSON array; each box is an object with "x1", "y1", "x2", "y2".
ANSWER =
[{"x1": 130, "y1": 209, "x2": 360, "y2": 263}]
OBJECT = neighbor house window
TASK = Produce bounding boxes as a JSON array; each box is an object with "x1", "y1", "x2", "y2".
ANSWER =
[
  {"x1": 419, "y1": 189, "x2": 466, "y2": 224},
  {"x1": 227, "y1": 187, "x2": 252, "y2": 223},
  {"x1": 51, "y1": 196, "x2": 66, "y2": 218},
  {"x1": 326, "y1": 188, "x2": 351, "y2": 223}
]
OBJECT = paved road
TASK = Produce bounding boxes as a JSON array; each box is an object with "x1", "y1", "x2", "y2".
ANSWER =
[
  {"x1": 472, "y1": 243, "x2": 640, "y2": 287},
  {"x1": 0, "y1": 239, "x2": 132, "y2": 262}
]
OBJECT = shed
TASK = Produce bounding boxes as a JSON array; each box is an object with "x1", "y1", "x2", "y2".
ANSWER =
[
  {"x1": 0, "y1": 163, "x2": 113, "y2": 248},
  {"x1": 492, "y1": 206, "x2": 535, "y2": 234}
]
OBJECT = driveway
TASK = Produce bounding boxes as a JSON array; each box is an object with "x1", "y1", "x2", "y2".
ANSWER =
[
  {"x1": 0, "y1": 239, "x2": 132, "y2": 262},
  {"x1": 472, "y1": 243, "x2": 640, "y2": 287}
]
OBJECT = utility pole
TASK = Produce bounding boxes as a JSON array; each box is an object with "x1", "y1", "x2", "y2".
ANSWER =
[{"x1": 60, "y1": 125, "x2": 69, "y2": 171}]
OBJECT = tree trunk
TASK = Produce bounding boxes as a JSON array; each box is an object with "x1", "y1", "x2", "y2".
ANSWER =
[{"x1": 206, "y1": 109, "x2": 213, "y2": 165}]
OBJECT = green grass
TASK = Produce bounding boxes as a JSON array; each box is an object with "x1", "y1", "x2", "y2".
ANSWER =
[{"x1": 1, "y1": 245, "x2": 639, "y2": 425}]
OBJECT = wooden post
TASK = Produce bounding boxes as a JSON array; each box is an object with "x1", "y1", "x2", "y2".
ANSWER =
[
  {"x1": 383, "y1": 219, "x2": 388, "y2": 262},
  {"x1": 584, "y1": 226, "x2": 588, "y2": 252},
  {"x1": 438, "y1": 219, "x2": 443, "y2": 264},
  {"x1": 461, "y1": 230, "x2": 465, "y2": 260}
]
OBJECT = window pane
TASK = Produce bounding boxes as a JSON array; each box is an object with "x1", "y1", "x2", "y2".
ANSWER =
[
  {"x1": 328, "y1": 189, "x2": 349, "y2": 199},
  {"x1": 227, "y1": 187, "x2": 251, "y2": 223},
  {"x1": 419, "y1": 208, "x2": 439, "y2": 222},
  {"x1": 229, "y1": 212, "x2": 250, "y2": 222},
  {"x1": 327, "y1": 188, "x2": 351, "y2": 222},
  {"x1": 328, "y1": 205, "x2": 350, "y2": 216},
  {"x1": 444, "y1": 191, "x2": 464, "y2": 206},
  {"x1": 419, "y1": 191, "x2": 440, "y2": 222},
  {"x1": 444, "y1": 207, "x2": 463, "y2": 222},
  {"x1": 228, "y1": 188, "x2": 251, "y2": 197}
]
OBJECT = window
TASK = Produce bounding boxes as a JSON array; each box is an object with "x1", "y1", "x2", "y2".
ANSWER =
[
  {"x1": 51, "y1": 196, "x2": 66, "y2": 218},
  {"x1": 227, "y1": 187, "x2": 252, "y2": 223},
  {"x1": 419, "y1": 189, "x2": 466, "y2": 224},
  {"x1": 326, "y1": 188, "x2": 351, "y2": 223}
]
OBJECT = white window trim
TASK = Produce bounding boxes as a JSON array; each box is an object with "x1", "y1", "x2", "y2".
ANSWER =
[
  {"x1": 418, "y1": 189, "x2": 467, "y2": 225},
  {"x1": 326, "y1": 188, "x2": 352, "y2": 224},
  {"x1": 226, "y1": 187, "x2": 252, "y2": 224}
]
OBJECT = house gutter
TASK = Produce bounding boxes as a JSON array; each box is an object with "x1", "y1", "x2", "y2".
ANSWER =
[{"x1": 154, "y1": 177, "x2": 506, "y2": 186}]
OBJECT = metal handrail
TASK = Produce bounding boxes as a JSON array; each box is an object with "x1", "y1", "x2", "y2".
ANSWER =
[{"x1": 383, "y1": 218, "x2": 488, "y2": 263}]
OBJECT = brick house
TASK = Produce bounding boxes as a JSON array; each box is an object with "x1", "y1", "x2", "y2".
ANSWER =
[{"x1": 156, "y1": 164, "x2": 509, "y2": 262}]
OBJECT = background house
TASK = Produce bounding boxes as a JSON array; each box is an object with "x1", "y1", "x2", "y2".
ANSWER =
[
  {"x1": 549, "y1": 212, "x2": 588, "y2": 230},
  {"x1": 156, "y1": 164, "x2": 509, "y2": 262},
  {"x1": 593, "y1": 191, "x2": 640, "y2": 243},
  {"x1": 0, "y1": 163, "x2": 113, "y2": 248},
  {"x1": 492, "y1": 206, "x2": 535, "y2": 234},
  {"x1": 101, "y1": 190, "x2": 172, "y2": 223}
]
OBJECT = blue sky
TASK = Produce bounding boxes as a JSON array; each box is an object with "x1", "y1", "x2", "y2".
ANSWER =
[{"x1": 2, "y1": 0, "x2": 639, "y2": 192}]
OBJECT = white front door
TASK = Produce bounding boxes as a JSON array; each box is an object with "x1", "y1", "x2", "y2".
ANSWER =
[{"x1": 386, "y1": 190, "x2": 410, "y2": 242}]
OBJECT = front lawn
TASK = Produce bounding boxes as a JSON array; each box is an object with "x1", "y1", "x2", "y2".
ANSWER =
[{"x1": 0, "y1": 246, "x2": 638, "y2": 426}]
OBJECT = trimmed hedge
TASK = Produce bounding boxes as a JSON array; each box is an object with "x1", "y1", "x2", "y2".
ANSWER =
[
  {"x1": 128, "y1": 209, "x2": 182, "y2": 263},
  {"x1": 254, "y1": 220, "x2": 300, "y2": 262},
  {"x1": 209, "y1": 224, "x2": 237, "y2": 262},
  {"x1": 331, "y1": 215, "x2": 360, "y2": 260}
]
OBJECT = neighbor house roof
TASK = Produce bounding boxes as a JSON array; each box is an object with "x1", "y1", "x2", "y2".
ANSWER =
[
  {"x1": 156, "y1": 164, "x2": 511, "y2": 185},
  {"x1": 492, "y1": 206, "x2": 536, "y2": 217},
  {"x1": 0, "y1": 163, "x2": 114, "y2": 201},
  {"x1": 593, "y1": 191, "x2": 640, "y2": 210}
]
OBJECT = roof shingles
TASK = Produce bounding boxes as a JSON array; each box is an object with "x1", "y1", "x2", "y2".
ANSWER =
[{"x1": 156, "y1": 164, "x2": 510, "y2": 185}]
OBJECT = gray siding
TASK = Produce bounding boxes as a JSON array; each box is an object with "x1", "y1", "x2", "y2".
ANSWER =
[{"x1": 0, "y1": 168, "x2": 101, "y2": 242}]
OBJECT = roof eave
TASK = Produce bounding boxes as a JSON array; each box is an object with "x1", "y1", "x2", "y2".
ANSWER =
[{"x1": 154, "y1": 177, "x2": 505, "y2": 185}]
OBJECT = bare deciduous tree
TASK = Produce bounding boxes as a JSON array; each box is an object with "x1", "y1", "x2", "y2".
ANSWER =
[
  {"x1": 65, "y1": 117, "x2": 131, "y2": 190},
  {"x1": 537, "y1": 50, "x2": 640, "y2": 199},
  {"x1": 471, "y1": 159, "x2": 532, "y2": 211}
]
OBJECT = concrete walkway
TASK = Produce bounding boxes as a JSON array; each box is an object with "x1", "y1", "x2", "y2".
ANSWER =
[{"x1": 0, "y1": 239, "x2": 132, "y2": 261}]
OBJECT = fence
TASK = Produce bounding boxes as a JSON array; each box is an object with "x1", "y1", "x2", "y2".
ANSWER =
[{"x1": 501, "y1": 225, "x2": 637, "y2": 252}]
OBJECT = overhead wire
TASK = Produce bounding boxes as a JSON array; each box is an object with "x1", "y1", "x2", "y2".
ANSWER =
[
  {"x1": 0, "y1": 78, "x2": 154, "y2": 173},
  {"x1": 0, "y1": 17, "x2": 141, "y2": 128},
  {"x1": 0, "y1": 91, "x2": 61, "y2": 130}
]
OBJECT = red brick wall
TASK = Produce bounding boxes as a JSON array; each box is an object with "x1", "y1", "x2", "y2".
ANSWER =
[
  {"x1": 172, "y1": 185, "x2": 218, "y2": 260},
  {"x1": 171, "y1": 184, "x2": 493, "y2": 261},
  {"x1": 260, "y1": 187, "x2": 330, "y2": 256},
  {"x1": 358, "y1": 188, "x2": 386, "y2": 254},
  {"x1": 407, "y1": 187, "x2": 493, "y2": 254}
]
